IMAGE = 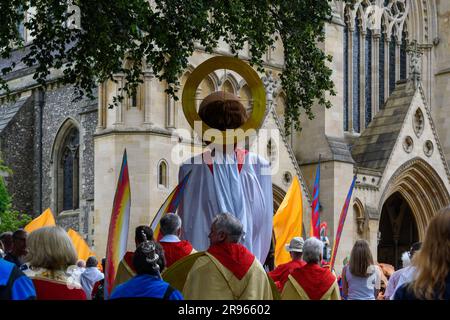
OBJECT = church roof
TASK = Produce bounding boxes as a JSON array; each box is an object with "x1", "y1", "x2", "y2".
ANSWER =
[
  {"x1": 351, "y1": 81, "x2": 415, "y2": 172},
  {"x1": 0, "y1": 96, "x2": 30, "y2": 133}
]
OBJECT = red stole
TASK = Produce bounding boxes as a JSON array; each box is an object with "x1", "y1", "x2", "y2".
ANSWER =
[
  {"x1": 204, "y1": 149, "x2": 249, "y2": 175},
  {"x1": 291, "y1": 263, "x2": 336, "y2": 300},
  {"x1": 123, "y1": 251, "x2": 136, "y2": 273},
  {"x1": 207, "y1": 243, "x2": 255, "y2": 280},
  {"x1": 32, "y1": 278, "x2": 87, "y2": 300},
  {"x1": 268, "y1": 260, "x2": 306, "y2": 291},
  {"x1": 159, "y1": 240, "x2": 193, "y2": 268}
]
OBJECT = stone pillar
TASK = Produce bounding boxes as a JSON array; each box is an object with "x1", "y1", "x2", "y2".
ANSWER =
[
  {"x1": 114, "y1": 75, "x2": 124, "y2": 127},
  {"x1": 96, "y1": 83, "x2": 106, "y2": 132},
  {"x1": 143, "y1": 71, "x2": 153, "y2": 127}
]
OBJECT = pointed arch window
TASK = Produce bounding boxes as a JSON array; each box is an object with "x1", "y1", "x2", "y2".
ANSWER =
[
  {"x1": 364, "y1": 29, "x2": 372, "y2": 127},
  {"x1": 379, "y1": 30, "x2": 386, "y2": 108},
  {"x1": 344, "y1": 23, "x2": 349, "y2": 132},
  {"x1": 389, "y1": 34, "x2": 397, "y2": 95},
  {"x1": 158, "y1": 160, "x2": 168, "y2": 188},
  {"x1": 352, "y1": 16, "x2": 361, "y2": 133},
  {"x1": 400, "y1": 27, "x2": 408, "y2": 80},
  {"x1": 57, "y1": 127, "x2": 80, "y2": 212},
  {"x1": 343, "y1": 3, "x2": 408, "y2": 132}
]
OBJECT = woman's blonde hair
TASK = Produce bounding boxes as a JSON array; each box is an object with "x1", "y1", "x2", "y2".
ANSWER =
[
  {"x1": 410, "y1": 208, "x2": 450, "y2": 299},
  {"x1": 349, "y1": 239, "x2": 374, "y2": 277},
  {"x1": 25, "y1": 226, "x2": 78, "y2": 270}
]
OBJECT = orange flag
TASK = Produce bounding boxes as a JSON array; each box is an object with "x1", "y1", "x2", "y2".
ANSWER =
[
  {"x1": 67, "y1": 228, "x2": 96, "y2": 262},
  {"x1": 24, "y1": 208, "x2": 56, "y2": 233},
  {"x1": 273, "y1": 176, "x2": 303, "y2": 266}
]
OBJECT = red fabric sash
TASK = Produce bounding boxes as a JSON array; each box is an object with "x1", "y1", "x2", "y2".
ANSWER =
[
  {"x1": 291, "y1": 263, "x2": 336, "y2": 300},
  {"x1": 203, "y1": 149, "x2": 248, "y2": 175},
  {"x1": 159, "y1": 240, "x2": 193, "y2": 268},
  {"x1": 123, "y1": 251, "x2": 136, "y2": 273},
  {"x1": 207, "y1": 243, "x2": 255, "y2": 280}
]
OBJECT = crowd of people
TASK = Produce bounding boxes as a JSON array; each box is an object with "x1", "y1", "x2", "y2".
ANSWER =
[{"x1": 0, "y1": 208, "x2": 449, "y2": 300}]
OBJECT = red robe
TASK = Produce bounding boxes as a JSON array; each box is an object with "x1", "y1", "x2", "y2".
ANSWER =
[
  {"x1": 32, "y1": 278, "x2": 86, "y2": 300},
  {"x1": 268, "y1": 260, "x2": 306, "y2": 292},
  {"x1": 290, "y1": 263, "x2": 336, "y2": 300},
  {"x1": 159, "y1": 241, "x2": 194, "y2": 268}
]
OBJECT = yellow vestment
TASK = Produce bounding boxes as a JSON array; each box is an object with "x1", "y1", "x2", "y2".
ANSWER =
[
  {"x1": 182, "y1": 252, "x2": 273, "y2": 300},
  {"x1": 281, "y1": 274, "x2": 341, "y2": 300}
]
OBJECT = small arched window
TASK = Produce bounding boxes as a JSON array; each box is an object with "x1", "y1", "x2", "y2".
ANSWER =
[{"x1": 158, "y1": 160, "x2": 168, "y2": 188}]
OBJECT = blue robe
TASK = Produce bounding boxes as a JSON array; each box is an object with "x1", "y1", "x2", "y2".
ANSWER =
[
  {"x1": 0, "y1": 258, "x2": 36, "y2": 300},
  {"x1": 110, "y1": 274, "x2": 183, "y2": 300}
]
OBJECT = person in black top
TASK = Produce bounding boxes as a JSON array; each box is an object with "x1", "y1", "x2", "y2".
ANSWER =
[
  {"x1": 394, "y1": 208, "x2": 450, "y2": 300},
  {"x1": 4, "y1": 230, "x2": 28, "y2": 269}
]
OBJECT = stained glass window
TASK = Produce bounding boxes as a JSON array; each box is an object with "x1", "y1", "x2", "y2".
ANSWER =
[
  {"x1": 344, "y1": 24, "x2": 349, "y2": 131},
  {"x1": 389, "y1": 35, "x2": 396, "y2": 95},
  {"x1": 365, "y1": 29, "x2": 372, "y2": 127},
  {"x1": 379, "y1": 31, "x2": 386, "y2": 108},
  {"x1": 352, "y1": 17, "x2": 361, "y2": 133},
  {"x1": 62, "y1": 128, "x2": 79, "y2": 211},
  {"x1": 400, "y1": 27, "x2": 408, "y2": 80}
]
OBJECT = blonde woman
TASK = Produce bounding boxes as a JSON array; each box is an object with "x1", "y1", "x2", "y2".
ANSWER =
[
  {"x1": 342, "y1": 240, "x2": 381, "y2": 300},
  {"x1": 24, "y1": 226, "x2": 86, "y2": 300},
  {"x1": 394, "y1": 208, "x2": 450, "y2": 300}
]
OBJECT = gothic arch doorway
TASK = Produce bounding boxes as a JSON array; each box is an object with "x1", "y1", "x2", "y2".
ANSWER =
[
  {"x1": 378, "y1": 158, "x2": 450, "y2": 268},
  {"x1": 377, "y1": 192, "x2": 419, "y2": 269}
]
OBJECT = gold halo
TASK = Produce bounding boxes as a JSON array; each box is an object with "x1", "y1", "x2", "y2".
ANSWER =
[{"x1": 182, "y1": 56, "x2": 266, "y2": 144}]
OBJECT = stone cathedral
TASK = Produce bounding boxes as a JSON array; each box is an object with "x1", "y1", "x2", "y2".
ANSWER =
[{"x1": 0, "y1": 1, "x2": 449, "y2": 271}]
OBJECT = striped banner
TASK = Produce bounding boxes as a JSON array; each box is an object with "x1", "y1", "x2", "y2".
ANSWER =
[
  {"x1": 104, "y1": 149, "x2": 131, "y2": 299},
  {"x1": 151, "y1": 171, "x2": 191, "y2": 240},
  {"x1": 330, "y1": 175, "x2": 357, "y2": 270},
  {"x1": 310, "y1": 159, "x2": 321, "y2": 238}
]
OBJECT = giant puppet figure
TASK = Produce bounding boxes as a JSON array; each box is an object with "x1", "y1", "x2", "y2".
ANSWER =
[{"x1": 178, "y1": 57, "x2": 273, "y2": 263}]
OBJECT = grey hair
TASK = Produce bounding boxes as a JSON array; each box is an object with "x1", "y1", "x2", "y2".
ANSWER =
[
  {"x1": 160, "y1": 213, "x2": 182, "y2": 236},
  {"x1": 302, "y1": 237, "x2": 324, "y2": 264},
  {"x1": 212, "y1": 213, "x2": 243, "y2": 243}
]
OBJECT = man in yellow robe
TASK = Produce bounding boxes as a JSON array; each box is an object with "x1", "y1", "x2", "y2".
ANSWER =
[
  {"x1": 281, "y1": 237, "x2": 340, "y2": 300},
  {"x1": 182, "y1": 213, "x2": 273, "y2": 300}
]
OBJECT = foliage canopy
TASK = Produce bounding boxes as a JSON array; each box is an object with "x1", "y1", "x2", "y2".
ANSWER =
[{"x1": 0, "y1": 0, "x2": 345, "y2": 133}]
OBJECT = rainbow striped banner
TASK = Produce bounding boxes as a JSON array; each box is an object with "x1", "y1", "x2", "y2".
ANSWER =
[
  {"x1": 310, "y1": 159, "x2": 321, "y2": 238},
  {"x1": 104, "y1": 149, "x2": 131, "y2": 299},
  {"x1": 151, "y1": 171, "x2": 191, "y2": 240},
  {"x1": 330, "y1": 175, "x2": 357, "y2": 270}
]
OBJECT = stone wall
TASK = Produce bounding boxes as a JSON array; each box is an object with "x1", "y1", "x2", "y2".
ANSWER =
[
  {"x1": 0, "y1": 96, "x2": 35, "y2": 215},
  {"x1": 36, "y1": 85, "x2": 97, "y2": 233}
]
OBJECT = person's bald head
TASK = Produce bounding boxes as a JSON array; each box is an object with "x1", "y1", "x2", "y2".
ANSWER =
[{"x1": 199, "y1": 91, "x2": 248, "y2": 131}]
